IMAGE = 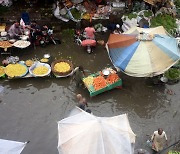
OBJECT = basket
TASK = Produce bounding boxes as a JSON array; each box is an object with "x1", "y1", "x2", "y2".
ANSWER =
[{"x1": 51, "y1": 59, "x2": 73, "y2": 76}]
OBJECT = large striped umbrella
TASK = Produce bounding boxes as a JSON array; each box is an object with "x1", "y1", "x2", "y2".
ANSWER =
[{"x1": 106, "y1": 26, "x2": 180, "y2": 77}]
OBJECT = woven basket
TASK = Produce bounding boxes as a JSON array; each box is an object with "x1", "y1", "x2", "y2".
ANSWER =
[{"x1": 51, "y1": 59, "x2": 73, "y2": 76}]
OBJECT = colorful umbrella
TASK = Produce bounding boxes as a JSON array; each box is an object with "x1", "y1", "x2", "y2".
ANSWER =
[{"x1": 106, "y1": 26, "x2": 180, "y2": 77}]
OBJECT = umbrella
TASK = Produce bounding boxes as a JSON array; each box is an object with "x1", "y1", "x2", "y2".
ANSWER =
[
  {"x1": 57, "y1": 107, "x2": 136, "y2": 154},
  {"x1": 0, "y1": 139, "x2": 27, "y2": 154},
  {"x1": 106, "y1": 26, "x2": 180, "y2": 77}
]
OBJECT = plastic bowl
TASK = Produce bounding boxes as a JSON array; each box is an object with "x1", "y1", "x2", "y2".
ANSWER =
[
  {"x1": 29, "y1": 62, "x2": 51, "y2": 77},
  {"x1": 4, "y1": 63, "x2": 28, "y2": 78}
]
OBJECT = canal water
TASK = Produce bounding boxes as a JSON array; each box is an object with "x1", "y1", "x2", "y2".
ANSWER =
[{"x1": 0, "y1": 33, "x2": 179, "y2": 154}]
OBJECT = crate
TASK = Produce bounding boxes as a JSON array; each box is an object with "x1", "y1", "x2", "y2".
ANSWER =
[
  {"x1": 85, "y1": 78, "x2": 122, "y2": 97},
  {"x1": 89, "y1": 85, "x2": 108, "y2": 97}
]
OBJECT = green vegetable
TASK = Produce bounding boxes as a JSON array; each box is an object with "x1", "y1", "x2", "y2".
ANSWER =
[
  {"x1": 164, "y1": 68, "x2": 180, "y2": 80},
  {"x1": 144, "y1": 11, "x2": 152, "y2": 17},
  {"x1": 124, "y1": 13, "x2": 137, "y2": 20},
  {"x1": 70, "y1": 8, "x2": 81, "y2": 20},
  {"x1": 150, "y1": 14, "x2": 177, "y2": 35},
  {"x1": 168, "y1": 151, "x2": 180, "y2": 154}
]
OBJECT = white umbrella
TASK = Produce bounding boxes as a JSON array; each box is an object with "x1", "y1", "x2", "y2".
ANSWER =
[
  {"x1": 0, "y1": 139, "x2": 27, "y2": 154},
  {"x1": 57, "y1": 107, "x2": 136, "y2": 154}
]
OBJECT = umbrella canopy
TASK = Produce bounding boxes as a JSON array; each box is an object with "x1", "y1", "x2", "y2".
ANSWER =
[
  {"x1": 106, "y1": 26, "x2": 180, "y2": 77},
  {"x1": 0, "y1": 139, "x2": 27, "y2": 154},
  {"x1": 58, "y1": 107, "x2": 136, "y2": 154}
]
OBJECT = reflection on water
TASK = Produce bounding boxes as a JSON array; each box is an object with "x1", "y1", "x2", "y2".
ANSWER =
[{"x1": 0, "y1": 36, "x2": 179, "y2": 154}]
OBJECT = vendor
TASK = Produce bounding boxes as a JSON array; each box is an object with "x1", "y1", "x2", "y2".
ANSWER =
[
  {"x1": 26, "y1": 20, "x2": 41, "y2": 45},
  {"x1": 151, "y1": 128, "x2": 168, "y2": 152},
  {"x1": 84, "y1": 22, "x2": 96, "y2": 40},
  {"x1": 8, "y1": 20, "x2": 23, "y2": 39}
]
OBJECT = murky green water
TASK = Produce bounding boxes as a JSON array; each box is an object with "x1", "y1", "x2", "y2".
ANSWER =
[{"x1": 0, "y1": 33, "x2": 179, "y2": 154}]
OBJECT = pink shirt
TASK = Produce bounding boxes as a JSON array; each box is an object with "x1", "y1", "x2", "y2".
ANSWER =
[{"x1": 85, "y1": 27, "x2": 95, "y2": 39}]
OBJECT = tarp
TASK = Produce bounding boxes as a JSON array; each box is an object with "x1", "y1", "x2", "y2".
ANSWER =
[
  {"x1": 106, "y1": 26, "x2": 180, "y2": 77},
  {"x1": 57, "y1": 107, "x2": 136, "y2": 154},
  {"x1": 0, "y1": 139, "x2": 27, "y2": 154}
]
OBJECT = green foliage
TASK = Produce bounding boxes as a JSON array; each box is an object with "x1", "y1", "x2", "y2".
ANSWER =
[
  {"x1": 70, "y1": 8, "x2": 81, "y2": 20},
  {"x1": 125, "y1": 13, "x2": 137, "y2": 20},
  {"x1": 174, "y1": 0, "x2": 180, "y2": 16},
  {"x1": 144, "y1": 11, "x2": 152, "y2": 17},
  {"x1": 150, "y1": 14, "x2": 177, "y2": 34},
  {"x1": 164, "y1": 68, "x2": 180, "y2": 80},
  {"x1": 174, "y1": 0, "x2": 180, "y2": 8}
]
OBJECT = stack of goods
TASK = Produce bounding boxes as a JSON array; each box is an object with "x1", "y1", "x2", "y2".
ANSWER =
[
  {"x1": 51, "y1": 60, "x2": 73, "y2": 76},
  {"x1": 5, "y1": 63, "x2": 28, "y2": 78}
]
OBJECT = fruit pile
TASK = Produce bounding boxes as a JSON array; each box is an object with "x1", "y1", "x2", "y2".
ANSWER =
[
  {"x1": 33, "y1": 66, "x2": 49, "y2": 76},
  {"x1": 0, "y1": 66, "x2": 5, "y2": 76},
  {"x1": 83, "y1": 72, "x2": 120, "y2": 91},
  {"x1": 106, "y1": 73, "x2": 119, "y2": 84},
  {"x1": 93, "y1": 76, "x2": 107, "y2": 91},
  {"x1": 25, "y1": 60, "x2": 34, "y2": 67},
  {"x1": 83, "y1": 76, "x2": 94, "y2": 87},
  {"x1": 54, "y1": 62, "x2": 71, "y2": 73},
  {"x1": 5, "y1": 64, "x2": 27, "y2": 78}
]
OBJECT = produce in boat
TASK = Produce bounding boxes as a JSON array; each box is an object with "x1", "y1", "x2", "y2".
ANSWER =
[
  {"x1": 33, "y1": 66, "x2": 49, "y2": 76},
  {"x1": 5, "y1": 63, "x2": 27, "y2": 78},
  {"x1": 13, "y1": 40, "x2": 30, "y2": 48},
  {"x1": 0, "y1": 41, "x2": 13, "y2": 48},
  {"x1": 0, "y1": 66, "x2": 5, "y2": 76},
  {"x1": 25, "y1": 60, "x2": 34, "y2": 67},
  {"x1": 51, "y1": 60, "x2": 73, "y2": 76},
  {"x1": 93, "y1": 76, "x2": 107, "y2": 91},
  {"x1": 40, "y1": 58, "x2": 49, "y2": 63},
  {"x1": 54, "y1": 62, "x2": 71, "y2": 73},
  {"x1": 83, "y1": 76, "x2": 94, "y2": 87},
  {"x1": 106, "y1": 73, "x2": 119, "y2": 84}
]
